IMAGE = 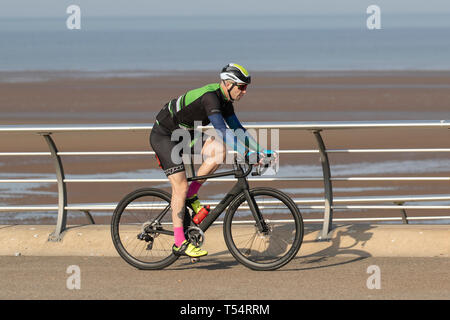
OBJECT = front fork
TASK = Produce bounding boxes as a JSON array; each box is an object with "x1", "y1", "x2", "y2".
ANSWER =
[{"x1": 243, "y1": 189, "x2": 269, "y2": 233}]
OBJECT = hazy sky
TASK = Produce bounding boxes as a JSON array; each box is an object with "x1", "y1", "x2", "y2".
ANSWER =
[{"x1": 2, "y1": 0, "x2": 450, "y2": 17}]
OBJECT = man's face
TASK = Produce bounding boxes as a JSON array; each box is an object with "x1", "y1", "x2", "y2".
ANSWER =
[{"x1": 227, "y1": 82, "x2": 248, "y2": 101}]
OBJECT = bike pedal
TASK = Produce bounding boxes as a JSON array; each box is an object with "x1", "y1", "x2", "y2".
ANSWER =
[{"x1": 190, "y1": 257, "x2": 200, "y2": 263}]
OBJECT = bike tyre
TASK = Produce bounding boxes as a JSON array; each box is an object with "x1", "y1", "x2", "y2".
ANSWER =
[
  {"x1": 223, "y1": 187, "x2": 303, "y2": 271},
  {"x1": 111, "y1": 188, "x2": 179, "y2": 270}
]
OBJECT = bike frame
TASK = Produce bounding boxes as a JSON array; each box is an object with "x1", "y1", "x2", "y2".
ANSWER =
[
  {"x1": 147, "y1": 162, "x2": 266, "y2": 236},
  {"x1": 188, "y1": 163, "x2": 266, "y2": 233}
]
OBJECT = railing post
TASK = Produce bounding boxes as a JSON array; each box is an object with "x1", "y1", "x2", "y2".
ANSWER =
[
  {"x1": 395, "y1": 201, "x2": 409, "y2": 224},
  {"x1": 313, "y1": 130, "x2": 334, "y2": 240},
  {"x1": 82, "y1": 210, "x2": 96, "y2": 224},
  {"x1": 41, "y1": 133, "x2": 68, "y2": 241}
]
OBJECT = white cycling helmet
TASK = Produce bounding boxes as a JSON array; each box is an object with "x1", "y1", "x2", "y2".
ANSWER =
[{"x1": 220, "y1": 63, "x2": 251, "y2": 85}]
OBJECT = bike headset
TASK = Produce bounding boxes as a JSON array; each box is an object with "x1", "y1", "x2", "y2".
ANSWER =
[{"x1": 220, "y1": 63, "x2": 251, "y2": 102}]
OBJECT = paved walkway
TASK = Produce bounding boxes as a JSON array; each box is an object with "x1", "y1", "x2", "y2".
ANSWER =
[
  {"x1": 1, "y1": 223, "x2": 448, "y2": 302},
  {"x1": 1, "y1": 255, "x2": 448, "y2": 300}
]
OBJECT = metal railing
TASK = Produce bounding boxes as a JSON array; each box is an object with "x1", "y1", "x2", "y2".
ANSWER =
[{"x1": 0, "y1": 120, "x2": 449, "y2": 241}]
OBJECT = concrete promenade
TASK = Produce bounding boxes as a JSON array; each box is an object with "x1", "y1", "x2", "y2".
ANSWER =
[
  {"x1": 0, "y1": 224, "x2": 449, "y2": 300},
  {"x1": 0, "y1": 224, "x2": 448, "y2": 258}
]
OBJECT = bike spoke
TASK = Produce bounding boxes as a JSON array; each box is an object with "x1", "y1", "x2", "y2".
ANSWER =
[
  {"x1": 226, "y1": 189, "x2": 303, "y2": 269},
  {"x1": 114, "y1": 192, "x2": 176, "y2": 265}
]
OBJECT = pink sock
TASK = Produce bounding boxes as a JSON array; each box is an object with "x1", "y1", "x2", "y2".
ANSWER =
[
  {"x1": 186, "y1": 181, "x2": 202, "y2": 198},
  {"x1": 174, "y1": 227, "x2": 186, "y2": 247}
]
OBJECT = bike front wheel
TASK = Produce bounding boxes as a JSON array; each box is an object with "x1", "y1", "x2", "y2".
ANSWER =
[
  {"x1": 224, "y1": 187, "x2": 304, "y2": 271},
  {"x1": 111, "y1": 188, "x2": 179, "y2": 270}
]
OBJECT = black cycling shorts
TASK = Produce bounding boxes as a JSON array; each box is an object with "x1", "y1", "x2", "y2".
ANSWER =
[{"x1": 150, "y1": 123, "x2": 197, "y2": 176}]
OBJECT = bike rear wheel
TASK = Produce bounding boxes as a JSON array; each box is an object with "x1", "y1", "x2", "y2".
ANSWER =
[
  {"x1": 224, "y1": 187, "x2": 303, "y2": 271},
  {"x1": 111, "y1": 188, "x2": 179, "y2": 270}
]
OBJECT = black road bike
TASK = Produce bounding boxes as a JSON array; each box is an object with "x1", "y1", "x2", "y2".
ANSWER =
[{"x1": 111, "y1": 158, "x2": 304, "y2": 271}]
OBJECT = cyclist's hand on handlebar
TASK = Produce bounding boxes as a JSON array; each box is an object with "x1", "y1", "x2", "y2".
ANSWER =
[
  {"x1": 246, "y1": 149, "x2": 278, "y2": 166},
  {"x1": 248, "y1": 149, "x2": 279, "y2": 176},
  {"x1": 256, "y1": 149, "x2": 278, "y2": 168},
  {"x1": 261, "y1": 149, "x2": 278, "y2": 166}
]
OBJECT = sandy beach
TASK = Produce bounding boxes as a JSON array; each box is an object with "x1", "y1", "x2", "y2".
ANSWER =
[{"x1": 0, "y1": 71, "x2": 449, "y2": 224}]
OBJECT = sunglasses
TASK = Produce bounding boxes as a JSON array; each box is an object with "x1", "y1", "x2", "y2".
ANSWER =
[{"x1": 236, "y1": 84, "x2": 248, "y2": 91}]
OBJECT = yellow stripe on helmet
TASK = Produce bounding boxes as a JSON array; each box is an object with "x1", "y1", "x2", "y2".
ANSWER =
[{"x1": 230, "y1": 63, "x2": 249, "y2": 77}]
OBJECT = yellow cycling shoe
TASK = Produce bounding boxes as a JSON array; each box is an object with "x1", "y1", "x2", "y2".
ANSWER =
[
  {"x1": 172, "y1": 240, "x2": 208, "y2": 258},
  {"x1": 186, "y1": 194, "x2": 203, "y2": 214}
]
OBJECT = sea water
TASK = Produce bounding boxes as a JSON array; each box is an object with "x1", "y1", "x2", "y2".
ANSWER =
[{"x1": 1, "y1": 14, "x2": 450, "y2": 74}]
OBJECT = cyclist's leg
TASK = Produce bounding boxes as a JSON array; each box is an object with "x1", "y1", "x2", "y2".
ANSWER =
[
  {"x1": 167, "y1": 171, "x2": 191, "y2": 250},
  {"x1": 167, "y1": 172, "x2": 207, "y2": 257},
  {"x1": 167, "y1": 171, "x2": 189, "y2": 230},
  {"x1": 150, "y1": 123, "x2": 207, "y2": 257},
  {"x1": 196, "y1": 136, "x2": 226, "y2": 183},
  {"x1": 150, "y1": 123, "x2": 187, "y2": 244},
  {"x1": 186, "y1": 136, "x2": 226, "y2": 212}
]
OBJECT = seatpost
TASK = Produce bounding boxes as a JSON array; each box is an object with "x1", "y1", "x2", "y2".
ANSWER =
[{"x1": 183, "y1": 153, "x2": 196, "y2": 179}]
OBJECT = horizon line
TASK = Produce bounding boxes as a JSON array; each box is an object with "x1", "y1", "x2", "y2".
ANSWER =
[{"x1": 2, "y1": 12, "x2": 450, "y2": 19}]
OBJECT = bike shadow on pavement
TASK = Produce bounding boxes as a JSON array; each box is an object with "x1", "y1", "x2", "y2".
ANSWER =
[
  {"x1": 283, "y1": 223, "x2": 375, "y2": 271},
  {"x1": 167, "y1": 224, "x2": 375, "y2": 271},
  {"x1": 168, "y1": 254, "x2": 240, "y2": 271}
]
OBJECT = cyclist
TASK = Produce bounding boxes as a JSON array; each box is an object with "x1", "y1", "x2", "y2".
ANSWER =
[{"x1": 150, "y1": 63, "x2": 275, "y2": 258}]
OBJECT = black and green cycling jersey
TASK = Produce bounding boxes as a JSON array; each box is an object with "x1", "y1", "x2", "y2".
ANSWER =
[{"x1": 156, "y1": 83, "x2": 235, "y2": 131}]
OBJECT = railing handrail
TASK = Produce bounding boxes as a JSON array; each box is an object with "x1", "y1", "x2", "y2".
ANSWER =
[
  {"x1": 1, "y1": 194, "x2": 450, "y2": 210},
  {"x1": 0, "y1": 120, "x2": 449, "y2": 133},
  {"x1": 1, "y1": 148, "x2": 450, "y2": 157},
  {"x1": 0, "y1": 120, "x2": 449, "y2": 241}
]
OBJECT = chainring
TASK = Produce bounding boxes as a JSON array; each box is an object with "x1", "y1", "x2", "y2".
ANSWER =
[{"x1": 185, "y1": 226, "x2": 205, "y2": 247}]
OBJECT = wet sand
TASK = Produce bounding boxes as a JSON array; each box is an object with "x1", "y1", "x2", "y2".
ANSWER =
[{"x1": 0, "y1": 71, "x2": 449, "y2": 224}]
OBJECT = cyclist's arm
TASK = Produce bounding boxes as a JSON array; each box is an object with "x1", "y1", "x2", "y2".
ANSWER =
[
  {"x1": 224, "y1": 113, "x2": 245, "y2": 130},
  {"x1": 225, "y1": 114, "x2": 266, "y2": 154}
]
